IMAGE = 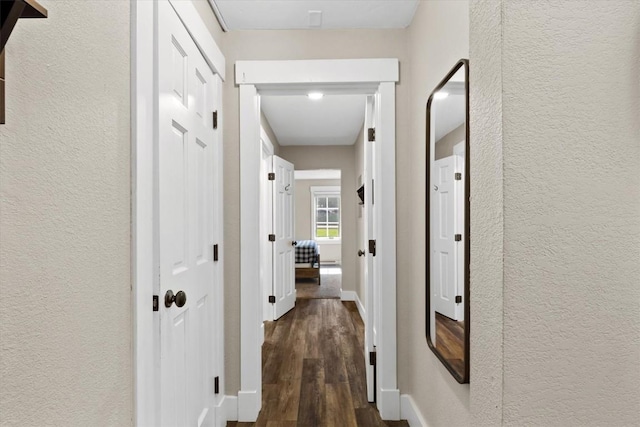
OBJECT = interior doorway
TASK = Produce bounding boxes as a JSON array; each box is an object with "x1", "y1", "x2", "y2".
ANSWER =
[{"x1": 237, "y1": 59, "x2": 400, "y2": 422}]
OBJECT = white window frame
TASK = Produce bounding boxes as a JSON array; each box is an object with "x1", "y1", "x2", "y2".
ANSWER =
[{"x1": 310, "y1": 186, "x2": 341, "y2": 243}]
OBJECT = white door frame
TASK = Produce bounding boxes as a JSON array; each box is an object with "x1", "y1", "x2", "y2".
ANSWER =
[
  {"x1": 237, "y1": 59, "x2": 400, "y2": 421},
  {"x1": 132, "y1": 1, "x2": 226, "y2": 425},
  {"x1": 260, "y1": 128, "x2": 275, "y2": 325}
]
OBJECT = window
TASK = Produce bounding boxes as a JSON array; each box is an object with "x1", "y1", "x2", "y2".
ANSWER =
[{"x1": 310, "y1": 186, "x2": 341, "y2": 241}]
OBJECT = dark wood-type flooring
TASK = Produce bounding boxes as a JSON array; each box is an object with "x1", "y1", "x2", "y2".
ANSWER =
[
  {"x1": 435, "y1": 312, "x2": 465, "y2": 377},
  {"x1": 228, "y1": 298, "x2": 408, "y2": 427}
]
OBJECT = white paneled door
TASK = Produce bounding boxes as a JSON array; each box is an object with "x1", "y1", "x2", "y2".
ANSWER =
[
  {"x1": 158, "y1": 2, "x2": 220, "y2": 426},
  {"x1": 431, "y1": 156, "x2": 458, "y2": 321},
  {"x1": 272, "y1": 155, "x2": 296, "y2": 320}
]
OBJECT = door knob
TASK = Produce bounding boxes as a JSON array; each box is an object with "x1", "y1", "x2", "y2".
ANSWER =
[
  {"x1": 358, "y1": 249, "x2": 365, "y2": 257},
  {"x1": 292, "y1": 240, "x2": 297, "y2": 246},
  {"x1": 165, "y1": 290, "x2": 187, "y2": 308}
]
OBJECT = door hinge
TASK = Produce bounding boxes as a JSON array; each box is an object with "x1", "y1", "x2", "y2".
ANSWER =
[
  {"x1": 369, "y1": 351, "x2": 377, "y2": 366},
  {"x1": 455, "y1": 234, "x2": 462, "y2": 242},
  {"x1": 455, "y1": 172, "x2": 462, "y2": 180},
  {"x1": 152, "y1": 295, "x2": 159, "y2": 312},
  {"x1": 268, "y1": 234, "x2": 276, "y2": 242},
  {"x1": 214, "y1": 376, "x2": 220, "y2": 394},
  {"x1": 268, "y1": 172, "x2": 275, "y2": 181},
  {"x1": 455, "y1": 296, "x2": 463, "y2": 304},
  {"x1": 212, "y1": 111, "x2": 218, "y2": 129},
  {"x1": 268, "y1": 295, "x2": 276, "y2": 304},
  {"x1": 369, "y1": 239, "x2": 376, "y2": 256},
  {"x1": 213, "y1": 244, "x2": 219, "y2": 261},
  {"x1": 368, "y1": 127, "x2": 375, "y2": 142}
]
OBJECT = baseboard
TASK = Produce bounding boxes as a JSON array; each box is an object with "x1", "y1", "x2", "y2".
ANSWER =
[
  {"x1": 400, "y1": 394, "x2": 428, "y2": 427},
  {"x1": 379, "y1": 388, "x2": 401, "y2": 420},
  {"x1": 237, "y1": 390, "x2": 260, "y2": 422},
  {"x1": 355, "y1": 293, "x2": 366, "y2": 322},
  {"x1": 215, "y1": 395, "x2": 237, "y2": 425},
  {"x1": 341, "y1": 290, "x2": 357, "y2": 301},
  {"x1": 341, "y1": 291, "x2": 366, "y2": 322}
]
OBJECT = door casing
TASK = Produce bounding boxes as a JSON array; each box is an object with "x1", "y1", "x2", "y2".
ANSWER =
[{"x1": 237, "y1": 59, "x2": 400, "y2": 422}]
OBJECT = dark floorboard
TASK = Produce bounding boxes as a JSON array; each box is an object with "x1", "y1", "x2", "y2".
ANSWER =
[{"x1": 228, "y1": 293, "x2": 408, "y2": 427}]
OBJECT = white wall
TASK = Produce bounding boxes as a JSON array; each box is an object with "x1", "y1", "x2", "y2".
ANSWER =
[
  {"x1": 0, "y1": 1, "x2": 133, "y2": 425},
  {"x1": 293, "y1": 179, "x2": 342, "y2": 263}
]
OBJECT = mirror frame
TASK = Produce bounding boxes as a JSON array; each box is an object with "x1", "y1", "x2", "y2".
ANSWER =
[{"x1": 425, "y1": 59, "x2": 470, "y2": 384}]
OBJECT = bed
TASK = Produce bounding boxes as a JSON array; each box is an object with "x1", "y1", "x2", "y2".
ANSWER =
[{"x1": 295, "y1": 240, "x2": 321, "y2": 284}]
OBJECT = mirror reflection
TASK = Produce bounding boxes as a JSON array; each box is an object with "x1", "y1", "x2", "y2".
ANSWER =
[{"x1": 426, "y1": 60, "x2": 469, "y2": 383}]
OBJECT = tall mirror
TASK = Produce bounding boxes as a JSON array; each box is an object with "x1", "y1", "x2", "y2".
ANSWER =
[{"x1": 426, "y1": 59, "x2": 469, "y2": 384}]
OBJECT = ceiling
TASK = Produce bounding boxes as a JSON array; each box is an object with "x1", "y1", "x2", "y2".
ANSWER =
[
  {"x1": 261, "y1": 94, "x2": 366, "y2": 146},
  {"x1": 212, "y1": 0, "x2": 420, "y2": 30},
  {"x1": 433, "y1": 81, "x2": 466, "y2": 141}
]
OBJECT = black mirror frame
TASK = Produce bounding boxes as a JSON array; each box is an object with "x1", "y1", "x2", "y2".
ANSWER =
[{"x1": 425, "y1": 59, "x2": 470, "y2": 384}]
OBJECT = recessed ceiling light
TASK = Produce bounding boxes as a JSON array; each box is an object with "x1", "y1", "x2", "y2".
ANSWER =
[
  {"x1": 308, "y1": 92, "x2": 324, "y2": 100},
  {"x1": 434, "y1": 91, "x2": 449, "y2": 100}
]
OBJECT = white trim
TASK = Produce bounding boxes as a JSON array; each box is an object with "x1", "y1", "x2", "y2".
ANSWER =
[
  {"x1": 341, "y1": 290, "x2": 357, "y2": 301},
  {"x1": 237, "y1": 390, "x2": 260, "y2": 422},
  {"x1": 379, "y1": 388, "x2": 401, "y2": 421},
  {"x1": 236, "y1": 59, "x2": 399, "y2": 86},
  {"x1": 260, "y1": 127, "x2": 275, "y2": 156},
  {"x1": 132, "y1": 2, "x2": 157, "y2": 426},
  {"x1": 169, "y1": 0, "x2": 226, "y2": 80},
  {"x1": 237, "y1": 59, "x2": 398, "y2": 423},
  {"x1": 309, "y1": 185, "x2": 340, "y2": 194},
  {"x1": 375, "y1": 82, "x2": 399, "y2": 420},
  {"x1": 341, "y1": 291, "x2": 366, "y2": 323},
  {"x1": 239, "y1": 84, "x2": 262, "y2": 422},
  {"x1": 310, "y1": 186, "x2": 341, "y2": 243},
  {"x1": 132, "y1": 1, "x2": 226, "y2": 425},
  {"x1": 400, "y1": 394, "x2": 429, "y2": 427},
  {"x1": 220, "y1": 395, "x2": 238, "y2": 422},
  {"x1": 205, "y1": 0, "x2": 229, "y2": 32}
]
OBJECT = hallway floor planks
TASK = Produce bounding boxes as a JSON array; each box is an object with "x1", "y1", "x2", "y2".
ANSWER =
[{"x1": 227, "y1": 298, "x2": 408, "y2": 427}]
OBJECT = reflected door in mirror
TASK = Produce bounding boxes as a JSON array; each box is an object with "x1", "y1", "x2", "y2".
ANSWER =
[{"x1": 426, "y1": 59, "x2": 469, "y2": 384}]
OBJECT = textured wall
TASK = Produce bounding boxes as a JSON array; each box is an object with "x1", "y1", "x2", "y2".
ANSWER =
[
  {"x1": 500, "y1": 1, "x2": 640, "y2": 425},
  {"x1": 402, "y1": 2, "x2": 471, "y2": 426},
  {"x1": 0, "y1": 1, "x2": 132, "y2": 426},
  {"x1": 469, "y1": 0, "x2": 504, "y2": 425},
  {"x1": 222, "y1": 29, "x2": 408, "y2": 394}
]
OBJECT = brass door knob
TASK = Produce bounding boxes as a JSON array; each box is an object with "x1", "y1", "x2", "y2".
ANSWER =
[{"x1": 165, "y1": 290, "x2": 187, "y2": 308}]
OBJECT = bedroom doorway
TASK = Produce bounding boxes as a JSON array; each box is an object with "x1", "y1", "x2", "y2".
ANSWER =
[{"x1": 294, "y1": 170, "x2": 342, "y2": 300}]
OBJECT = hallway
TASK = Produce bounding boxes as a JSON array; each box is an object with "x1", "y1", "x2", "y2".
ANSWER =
[{"x1": 228, "y1": 294, "x2": 408, "y2": 426}]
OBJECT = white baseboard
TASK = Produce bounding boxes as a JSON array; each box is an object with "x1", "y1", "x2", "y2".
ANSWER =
[
  {"x1": 341, "y1": 291, "x2": 366, "y2": 323},
  {"x1": 237, "y1": 390, "x2": 260, "y2": 422},
  {"x1": 215, "y1": 395, "x2": 238, "y2": 425},
  {"x1": 400, "y1": 394, "x2": 428, "y2": 427},
  {"x1": 341, "y1": 290, "x2": 356, "y2": 301},
  {"x1": 379, "y1": 388, "x2": 401, "y2": 420}
]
